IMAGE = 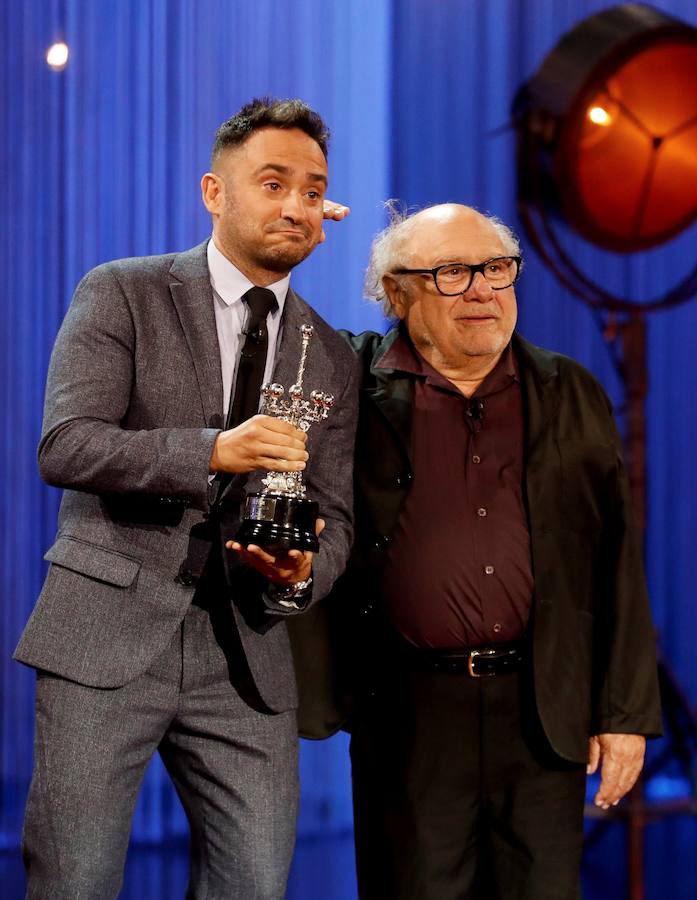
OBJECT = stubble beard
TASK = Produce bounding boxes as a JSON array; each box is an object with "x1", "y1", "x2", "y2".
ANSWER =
[
  {"x1": 217, "y1": 189, "x2": 318, "y2": 275},
  {"x1": 459, "y1": 333, "x2": 507, "y2": 358},
  {"x1": 251, "y1": 239, "x2": 314, "y2": 273}
]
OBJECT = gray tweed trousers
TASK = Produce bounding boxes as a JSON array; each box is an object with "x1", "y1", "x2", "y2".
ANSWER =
[{"x1": 22, "y1": 590, "x2": 299, "y2": 900}]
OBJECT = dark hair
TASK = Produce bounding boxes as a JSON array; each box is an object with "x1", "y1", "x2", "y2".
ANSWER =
[{"x1": 211, "y1": 97, "x2": 330, "y2": 165}]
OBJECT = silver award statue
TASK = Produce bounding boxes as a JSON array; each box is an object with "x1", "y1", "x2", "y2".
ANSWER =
[{"x1": 235, "y1": 324, "x2": 334, "y2": 552}]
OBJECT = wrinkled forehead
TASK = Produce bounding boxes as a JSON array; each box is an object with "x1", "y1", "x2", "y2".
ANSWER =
[{"x1": 401, "y1": 209, "x2": 506, "y2": 266}]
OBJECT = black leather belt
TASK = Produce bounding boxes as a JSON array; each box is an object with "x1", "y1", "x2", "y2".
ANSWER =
[{"x1": 399, "y1": 642, "x2": 525, "y2": 678}]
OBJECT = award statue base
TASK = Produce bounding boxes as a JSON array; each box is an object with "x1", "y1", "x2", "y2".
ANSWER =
[{"x1": 235, "y1": 492, "x2": 320, "y2": 553}]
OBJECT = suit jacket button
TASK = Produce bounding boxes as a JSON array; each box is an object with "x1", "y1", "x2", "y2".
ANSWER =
[{"x1": 176, "y1": 568, "x2": 195, "y2": 586}]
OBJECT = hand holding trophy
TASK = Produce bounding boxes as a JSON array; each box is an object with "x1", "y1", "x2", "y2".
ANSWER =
[{"x1": 235, "y1": 324, "x2": 334, "y2": 552}]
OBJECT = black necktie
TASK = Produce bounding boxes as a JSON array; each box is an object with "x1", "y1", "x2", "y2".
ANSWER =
[
  {"x1": 179, "y1": 288, "x2": 278, "y2": 583},
  {"x1": 226, "y1": 287, "x2": 278, "y2": 430}
]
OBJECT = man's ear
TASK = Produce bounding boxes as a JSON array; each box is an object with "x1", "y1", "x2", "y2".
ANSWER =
[
  {"x1": 201, "y1": 172, "x2": 224, "y2": 216},
  {"x1": 382, "y1": 274, "x2": 407, "y2": 320}
]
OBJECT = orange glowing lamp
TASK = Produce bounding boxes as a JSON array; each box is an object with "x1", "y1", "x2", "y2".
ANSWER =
[{"x1": 516, "y1": 4, "x2": 697, "y2": 252}]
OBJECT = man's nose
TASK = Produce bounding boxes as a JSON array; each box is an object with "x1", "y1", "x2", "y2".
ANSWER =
[
  {"x1": 466, "y1": 271, "x2": 494, "y2": 300},
  {"x1": 281, "y1": 190, "x2": 307, "y2": 223}
]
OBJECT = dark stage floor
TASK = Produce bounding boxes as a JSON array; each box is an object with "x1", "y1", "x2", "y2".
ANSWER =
[
  {"x1": 2, "y1": 766, "x2": 695, "y2": 900},
  {"x1": 2, "y1": 813, "x2": 697, "y2": 900},
  {"x1": 0, "y1": 831, "x2": 358, "y2": 900}
]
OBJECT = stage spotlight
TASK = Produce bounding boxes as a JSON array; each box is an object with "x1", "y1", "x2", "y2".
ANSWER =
[
  {"x1": 46, "y1": 42, "x2": 69, "y2": 70},
  {"x1": 514, "y1": 18, "x2": 697, "y2": 895},
  {"x1": 515, "y1": 4, "x2": 697, "y2": 253}
]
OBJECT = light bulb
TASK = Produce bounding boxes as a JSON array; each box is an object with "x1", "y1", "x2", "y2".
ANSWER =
[
  {"x1": 587, "y1": 105, "x2": 611, "y2": 126},
  {"x1": 46, "y1": 42, "x2": 69, "y2": 70}
]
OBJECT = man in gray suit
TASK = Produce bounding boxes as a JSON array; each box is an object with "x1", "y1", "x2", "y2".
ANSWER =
[{"x1": 15, "y1": 97, "x2": 359, "y2": 900}]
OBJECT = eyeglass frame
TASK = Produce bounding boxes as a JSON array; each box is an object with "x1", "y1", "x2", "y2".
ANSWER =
[{"x1": 390, "y1": 255, "x2": 522, "y2": 296}]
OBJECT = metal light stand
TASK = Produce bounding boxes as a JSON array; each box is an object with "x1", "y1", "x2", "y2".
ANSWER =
[{"x1": 515, "y1": 186, "x2": 697, "y2": 900}]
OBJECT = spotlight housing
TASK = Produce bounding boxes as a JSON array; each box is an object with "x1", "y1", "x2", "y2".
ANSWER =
[{"x1": 516, "y1": 4, "x2": 697, "y2": 253}]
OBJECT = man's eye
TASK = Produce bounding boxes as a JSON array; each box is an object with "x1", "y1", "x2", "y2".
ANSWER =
[
  {"x1": 265, "y1": 182, "x2": 282, "y2": 191},
  {"x1": 443, "y1": 264, "x2": 467, "y2": 277},
  {"x1": 307, "y1": 191, "x2": 321, "y2": 200}
]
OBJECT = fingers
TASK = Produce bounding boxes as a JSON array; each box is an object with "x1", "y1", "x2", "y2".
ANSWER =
[
  {"x1": 322, "y1": 200, "x2": 351, "y2": 220},
  {"x1": 252, "y1": 417, "x2": 308, "y2": 470},
  {"x1": 259, "y1": 458, "x2": 306, "y2": 472},
  {"x1": 211, "y1": 416, "x2": 309, "y2": 474},
  {"x1": 586, "y1": 736, "x2": 600, "y2": 774},
  {"x1": 226, "y1": 540, "x2": 313, "y2": 585},
  {"x1": 228, "y1": 541, "x2": 277, "y2": 566},
  {"x1": 226, "y1": 542, "x2": 309, "y2": 567},
  {"x1": 254, "y1": 415, "x2": 307, "y2": 441},
  {"x1": 227, "y1": 516, "x2": 322, "y2": 583},
  {"x1": 256, "y1": 444, "x2": 307, "y2": 471},
  {"x1": 592, "y1": 734, "x2": 646, "y2": 809},
  {"x1": 594, "y1": 762, "x2": 641, "y2": 809}
]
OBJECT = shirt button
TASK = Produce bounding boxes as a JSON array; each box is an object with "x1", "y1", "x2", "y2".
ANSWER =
[
  {"x1": 477, "y1": 507, "x2": 487, "y2": 517},
  {"x1": 493, "y1": 623, "x2": 502, "y2": 633},
  {"x1": 472, "y1": 455, "x2": 481, "y2": 464},
  {"x1": 484, "y1": 565, "x2": 495, "y2": 575}
]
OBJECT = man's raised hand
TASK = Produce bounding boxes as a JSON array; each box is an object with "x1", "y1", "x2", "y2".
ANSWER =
[{"x1": 209, "y1": 415, "x2": 308, "y2": 474}]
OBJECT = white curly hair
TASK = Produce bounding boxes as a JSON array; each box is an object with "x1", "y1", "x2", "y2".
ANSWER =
[{"x1": 363, "y1": 201, "x2": 522, "y2": 317}]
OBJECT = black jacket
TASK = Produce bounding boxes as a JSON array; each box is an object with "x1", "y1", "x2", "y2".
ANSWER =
[{"x1": 292, "y1": 327, "x2": 662, "y2": 762}]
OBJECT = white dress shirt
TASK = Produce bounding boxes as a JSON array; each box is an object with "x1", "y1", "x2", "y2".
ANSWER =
[
  {"x1": 207, "y1": 239, "x2": 307, "y2": 605},
  {"x1": 207, "y1": 237, "x2": 289, "y2": 418}
]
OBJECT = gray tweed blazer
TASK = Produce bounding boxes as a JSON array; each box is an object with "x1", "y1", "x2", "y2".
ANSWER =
[{"x1": 14, "y1": 241, "x2": 359, "y2": 713}]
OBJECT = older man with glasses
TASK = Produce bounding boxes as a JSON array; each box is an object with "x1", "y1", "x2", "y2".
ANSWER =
[{"x1": 309, "y1": 203, "x2": 662, "y2": 899}]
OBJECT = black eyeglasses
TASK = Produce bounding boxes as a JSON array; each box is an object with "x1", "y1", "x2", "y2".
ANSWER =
[{"x1": 391, "y1": 256, "x2": 522, "y2": 296}]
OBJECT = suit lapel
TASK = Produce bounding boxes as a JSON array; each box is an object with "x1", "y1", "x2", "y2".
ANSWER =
[
  {"x1": 365, "y1": 328, "x2": 415, "y2": 468},
  {"x1": 366, "y1": 380, "x2": 414, "y2": 467},
  {"x1": 169, "y1": 242, "x2": 224, "y2": 428},
  {"x1": 514, "y1": 333, "x2": 561, "y2": 540},
  {"x1": 514, "y1": 333, "x2": 560, "y2": 454}
]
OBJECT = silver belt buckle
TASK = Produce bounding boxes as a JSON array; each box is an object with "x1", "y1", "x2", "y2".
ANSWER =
[{"x1": 467, "y1": 648, "x2": 498, "y2": 678}]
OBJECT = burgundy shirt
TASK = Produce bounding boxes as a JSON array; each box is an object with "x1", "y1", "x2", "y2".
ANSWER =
[{"x1": 379, "y1": 333, "x2": 534, "y2": 649}]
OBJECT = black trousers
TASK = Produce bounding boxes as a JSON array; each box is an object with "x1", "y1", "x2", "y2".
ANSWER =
[{"x1": 350, "y1": 663, "x2": 586, "y2": 900}]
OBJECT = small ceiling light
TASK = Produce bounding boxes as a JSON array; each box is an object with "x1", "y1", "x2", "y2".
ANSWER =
[{"x1": 46, "y1": 42, "x2": 69, "y2": 70}]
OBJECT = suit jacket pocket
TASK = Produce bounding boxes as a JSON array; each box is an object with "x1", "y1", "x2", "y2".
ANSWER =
[{"x1": 45, "y1": 536, "x2": 142, "y2": 587}]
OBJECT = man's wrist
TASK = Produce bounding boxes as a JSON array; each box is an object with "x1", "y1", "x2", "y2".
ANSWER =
[
  {"x1": 209, "y1": 433, "x2": 222, "y2": 473},
  {"x1": 267, "y1": 576, "x2": 313, "y2": 606}
]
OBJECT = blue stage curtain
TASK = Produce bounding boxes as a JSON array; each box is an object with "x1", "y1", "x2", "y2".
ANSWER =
[
  {"x1": 3, "y1": 0, "x2": 697, "y2": 896},
  {"x1": 1, "y1": 0, "x2": 390, "y2": 849}
]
